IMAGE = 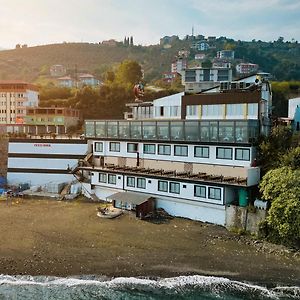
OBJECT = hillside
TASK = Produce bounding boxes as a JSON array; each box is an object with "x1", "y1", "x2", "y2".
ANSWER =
[
  {"x1": 0, "y1": 37, "x2": 299, "y2": 83},
  {"x1": 0, "y1": 42, "x2": 184, "y2": 83}
]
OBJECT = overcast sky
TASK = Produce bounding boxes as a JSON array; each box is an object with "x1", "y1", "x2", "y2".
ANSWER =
[{"x1": 0, "y1": 0, "x2": 299, "y2": 49}]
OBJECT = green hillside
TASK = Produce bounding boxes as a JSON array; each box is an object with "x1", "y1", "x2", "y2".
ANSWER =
[{"x1": 0, "y1": 37, "x2": 299, "y2": 83}]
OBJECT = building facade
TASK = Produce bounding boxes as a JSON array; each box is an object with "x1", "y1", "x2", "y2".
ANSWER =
[
  {"x1": 0, "y1": 81, "x2": 39, "y2": 132},
  {"x1": 236, "y1": 63, "x2": 259, "y2": 75},
  {"x1": 78, "y1": 75, "x2": 271, "y2": 225},
  {"x1": 182, "y1": 66, "x2": 233, "y2": 93}
]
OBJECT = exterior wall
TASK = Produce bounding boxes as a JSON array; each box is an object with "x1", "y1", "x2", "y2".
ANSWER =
[
  {"x1": 7, "y1": 139, "x2": 88, "y2": 185},
  {"x1": 152, "y1": 92, "x2": 183, "y2": 119},
  {"x1": 90, "y1": 176, "x2": 226, "y2": 225},
  {"x1": 93, "y1": 140, "x2": 255, "y2": 168},
  {"x1": 288, "y1": 97, "x2": 300, "y2": 119}
]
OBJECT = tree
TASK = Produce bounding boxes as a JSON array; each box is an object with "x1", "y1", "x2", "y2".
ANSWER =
[
  {"x1": 259, "y1": 167, "x2": 300, "y2": 247},
  {"x1": 114, "y1": 60, "x2": 142, "y2": 87},
  {"x1": 130, "y1": 36, "x2": 133, "y2": 46}
]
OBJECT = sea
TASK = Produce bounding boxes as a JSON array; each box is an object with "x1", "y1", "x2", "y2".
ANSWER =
[{"x1": 0, "y1": 275, "x2": 299, "y2": 300}]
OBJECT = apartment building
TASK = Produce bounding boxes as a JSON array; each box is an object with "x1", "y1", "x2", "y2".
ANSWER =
[{"x1": 0, "y1": 81, "x2": 39, "y2": 132}]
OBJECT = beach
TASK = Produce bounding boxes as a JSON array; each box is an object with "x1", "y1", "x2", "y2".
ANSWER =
[{"x1": 0, "y1": 198, "x2": 299, "y2": 287}]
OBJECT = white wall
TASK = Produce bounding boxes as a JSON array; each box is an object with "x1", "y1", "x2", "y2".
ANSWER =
[
  {"x1": 289, "y1": 98, "x2": 300, "y2": 119},
  {"x1": 93, "y1": 140, "x2": 254, "y2": 168},
  {"x1": 9, "y1": 142, "x2": 87, "y2": 155},
  {"x1": 7, "y1": 173, "x2": 74, "y2": 186},
  {"x1": 90, "y1": 171, "x2": 225, "y2": 206}
]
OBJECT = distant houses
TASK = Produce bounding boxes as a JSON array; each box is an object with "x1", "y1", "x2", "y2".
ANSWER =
[{"x1": 57, "y1": 74, "x2": 101, "y2": 88}]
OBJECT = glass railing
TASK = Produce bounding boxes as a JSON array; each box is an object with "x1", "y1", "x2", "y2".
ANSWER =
[{"x1": 85, "y1": 119, "x2": 259, "y2": 143}]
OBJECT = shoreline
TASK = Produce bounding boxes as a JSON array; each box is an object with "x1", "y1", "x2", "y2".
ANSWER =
[{"x1": 0, "y1": 199, "x2": 299, "y2": 287}]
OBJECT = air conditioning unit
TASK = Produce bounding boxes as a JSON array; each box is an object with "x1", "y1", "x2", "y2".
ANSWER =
[{"x1": 220, "y1": 81, "x2": 229, "y2": 91}]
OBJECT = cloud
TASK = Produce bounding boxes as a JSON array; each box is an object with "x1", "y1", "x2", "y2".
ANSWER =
[{"x1": 0, "y1": 0, "x2": 299, "y2": 48}]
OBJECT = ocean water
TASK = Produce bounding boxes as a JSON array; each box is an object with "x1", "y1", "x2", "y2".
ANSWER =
[{"x1": 0, "y1": 274, "x2": 298, "y2": 300}]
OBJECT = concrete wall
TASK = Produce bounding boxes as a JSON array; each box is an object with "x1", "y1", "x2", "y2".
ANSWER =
[
  {"x1": 225, "y1": 205, "x2": 267, "y2": 233},
  {"x1": 0, "y1": 137, "x2": 8, "y2": 177}
]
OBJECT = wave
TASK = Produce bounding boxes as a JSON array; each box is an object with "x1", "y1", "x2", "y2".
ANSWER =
[{"x1": 0, "y1": 274, "x2": 298, "y2": 300}]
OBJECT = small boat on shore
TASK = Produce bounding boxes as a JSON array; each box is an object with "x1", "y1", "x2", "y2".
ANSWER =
[{"x1": 96, "y1": 207, "x2": 123, "y2": 219}]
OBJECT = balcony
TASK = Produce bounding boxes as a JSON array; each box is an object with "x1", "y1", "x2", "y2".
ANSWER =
[{"x1": 85, "y1": 119, "x2": 259, "y2": 144}]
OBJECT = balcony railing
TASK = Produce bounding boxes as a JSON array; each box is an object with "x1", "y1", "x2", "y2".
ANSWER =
[{"x1": 85, "y1": 119, "x2": 259, "y2": 144}]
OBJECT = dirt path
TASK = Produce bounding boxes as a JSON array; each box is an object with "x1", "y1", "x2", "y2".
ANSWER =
[{"x1": 0, "y1": 199, "x2": 299, "y2": 286}]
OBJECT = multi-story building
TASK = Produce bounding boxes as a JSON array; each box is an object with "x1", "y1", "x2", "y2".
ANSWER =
[
  {"x1": 171, "y1": 58, "x2": 187, "y2": 74},
  {"x1": 217, "y1": 50, "x2": 235, "y2": 60},
  {"x1": 191, "y1": 40, "x2": 210, "y2": 51},
  {"x1": 76, "y1": 74, "x2": 271, "y2": 225},
  {"x1": 24, "y1": 107, "x2": 81, "y2": 134},
  {"x1": 0, "y1": 81, "x2": 39, "y2": 132},
  {"x1": 236, "y1": 63, "x2": 259, "y2": 75},
  {"x1": 182, "y1": 65, "x2": 233, "y2": 93}
]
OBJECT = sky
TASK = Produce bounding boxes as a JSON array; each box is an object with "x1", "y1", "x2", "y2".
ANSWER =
[{"x1": 0, "y1": 0, "x2": 299, "y2": 49}]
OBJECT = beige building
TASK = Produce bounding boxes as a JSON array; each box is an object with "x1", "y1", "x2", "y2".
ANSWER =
[{"x1": 0, "y1": 81, "x2": 39, "y2": 131}]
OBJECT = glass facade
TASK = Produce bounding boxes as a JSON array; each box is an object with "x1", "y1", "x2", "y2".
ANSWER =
[{"x1": 85, "y1": 120, "x2": 259, "y2": 144}]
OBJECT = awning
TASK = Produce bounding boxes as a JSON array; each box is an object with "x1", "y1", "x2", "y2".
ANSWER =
[{"x1": 107, "y1": 191, "x2": 154, "y2": 205}]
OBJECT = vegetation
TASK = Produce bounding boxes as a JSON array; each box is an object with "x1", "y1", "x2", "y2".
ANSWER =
[
  {"x1": 258, "y1": 125, "x2": 300, "y2": 248},
  {"x1": 259, "y1": 165, "x2": 300, "y2": 248}
]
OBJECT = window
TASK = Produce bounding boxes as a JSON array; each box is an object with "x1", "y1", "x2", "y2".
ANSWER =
[
  {"x1": 194, "y1": 185, "x2": 206, "y2": 198},
  {"x1": 143, "y1": 144, "x2": 156, "y2": 154},
  {"x1": 169, "y1": 182, "x2": 180, "y2": 194},
  {"x1": 226, "y1": 104, "x2": 243, "y2": 117},
  {"x1": 208, "y1": 187, "x2": 221, "y2": 200},
  {"x1": 137, "y1": 178, "x2": 146, "y2": 189},
  {"x1": 235, "y1": 148, "x2": 250, "y2": 161},
  {"x1": 247, "y1": 103, "x2": 258, "y2": 118},
  {"x1": 194, "y1": 146, "x2": 209, "y2": 158},
  {"x1": 94, "y1": 142, "x2": 103, "y2": 152},
  {"x1": 186, "y1": 105, "x2": 198, "y2": 116},
  {"x1": 127, "y1": 176, "x2": 135, "y2": 187},
  {"x1": 160, "y1": 106, "x2": 164, "y2": 116},
  {"x1": 109, "y1": 142, "x2": 120, "y2": 152},
  {"x1": 202, "y1": 105, "x2": 223, "y2": 118},
  {"x1": 99, "y1": 173, "x2": 107, "y2": 183},
  {"x1": 108, "y1": 174, "x2": 116, "y2": 185},
  {"x1": 158, "y1": 180, "x2": 168, "y2": 192},
  {"x1": 127, "y1": 143, "x2": 138, "y2": 153},
  {"x1": 174, "y1": 145, "x2": 188, "y2": 156},
  {"x1": 158, "y1": 144, "x2": 171, "y2": 155},
  {"x1": 216, "y1": 147, "x2": 233, "y2": 160}
]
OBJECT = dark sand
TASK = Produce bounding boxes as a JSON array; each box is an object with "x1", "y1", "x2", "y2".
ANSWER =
[{"x1": 0, "y1": 198, "x2": 299, "y2": 286}]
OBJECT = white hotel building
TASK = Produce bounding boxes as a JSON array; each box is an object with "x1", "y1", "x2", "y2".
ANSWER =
[{"x1": 77, "y1": 74, "x2": 272, "y2": 225}]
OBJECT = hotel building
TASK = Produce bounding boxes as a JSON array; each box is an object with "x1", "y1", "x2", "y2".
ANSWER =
[{"x1": 76, "y1": 74, "x2": 272, "y2": 225}]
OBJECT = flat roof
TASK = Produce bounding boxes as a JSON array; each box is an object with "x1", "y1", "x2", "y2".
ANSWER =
[{"x1": 107, "y1": 191, "x2": 154, "y2": 205}]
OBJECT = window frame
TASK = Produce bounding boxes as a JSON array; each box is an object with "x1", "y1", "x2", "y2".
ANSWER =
[
  {"x1": 108, "y1": 174, "x2": 117, "y2": 185},
  {"x1": 169, "y1": 182, "x2": 180, "y2": 194},
  {"x1": 94, "y1": 142, "x2": 103, "y2": 152},
  {"x1": 109, "y1": 142, "x2": 120, "y2": 152},
  {"x1": 158, "y1": 144, "x2": 171, "y2": 156},
  {"x1": 235, "y1": 148, "x2": 250, "y2": 161},
  {"x1": 126, "y1": 176, "x2": 135, "y2": 187},
  {"x1": 137, "y1": 178, "x2": 146, "y2": 189},
  {"x1": 143, "y1": 144, "x2": 156, "y2": 154},
  {"x1": 127, "y1": 143, "x2": 138, "y2": 153},
  {"x1": 99, "y1": 172, "x2": 107, "y2": 183},
  {"x1": 194, "y1": 185, "x2": 206, "y2": 198},
  {"x1": 174, "y1": 145, "x2": 188, "y2": 157},
  {"x1": 216, "y1": 147, "x2": 233, "y2": 160},
  {"x1": 208, "y1": 187, "x2": 221, "y2": 200},
  {"x1": 158, "y1": 180, "x2": 168, "y2": 192},
  {"x1": 194, "y1": 146, "x2": 209, "y2": 158}
]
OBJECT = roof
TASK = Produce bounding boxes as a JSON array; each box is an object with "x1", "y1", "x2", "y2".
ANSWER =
[
  {"x1": 57, "y1": 76, "x2": 73, "y2": 80},
  {"x1": 79, "y1": 74, "x2": 94, "y2": 78},
  {"x1": 107, "y1": 191, "x2": 154, "y2": 205}
]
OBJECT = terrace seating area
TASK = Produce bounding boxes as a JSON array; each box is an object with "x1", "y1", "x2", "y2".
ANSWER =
[{"x1": 89, "y1": 163, "x2": 248, "y2": 186}]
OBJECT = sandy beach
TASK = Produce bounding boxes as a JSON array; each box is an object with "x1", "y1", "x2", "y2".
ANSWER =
[{"x1": 0, "y1": 198, "x2": 299, "y2": 286}]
